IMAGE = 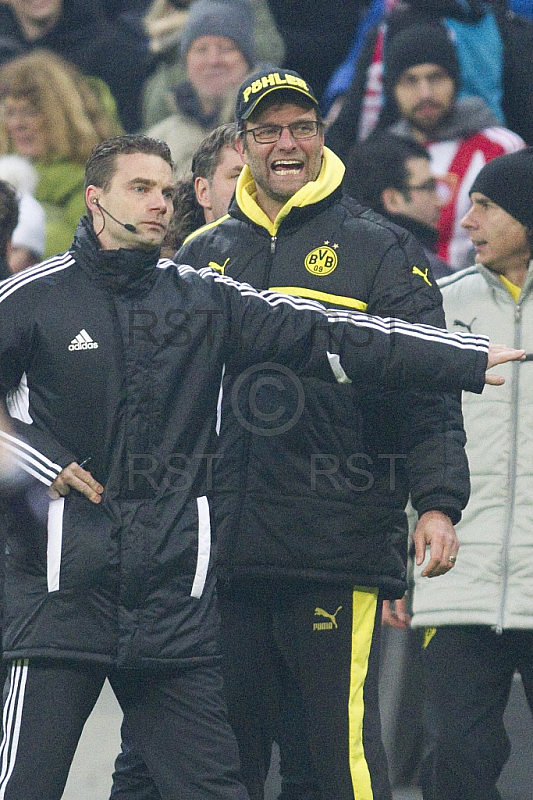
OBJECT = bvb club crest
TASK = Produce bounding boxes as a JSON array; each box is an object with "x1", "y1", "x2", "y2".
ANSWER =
[{"x1": 304, "y1": 245, "x2": 338, "y2": 276}]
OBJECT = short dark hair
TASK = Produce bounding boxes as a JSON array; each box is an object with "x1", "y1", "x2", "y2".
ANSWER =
[
  {"x1": 0, "y1": 180, "x2": 19, "y2": 258},
  {"x1": 344, "y1": 133, "x2": 430, "y2": 215},
  {"x1": 191, "y1": 123, "x2": 238, "y2": 182},
  {"x1": 161, "y1": 178, "x2": 206, "y2": 255},
  {"x1": 84, "y1": 134, "x2": 174, "y2": 194}
]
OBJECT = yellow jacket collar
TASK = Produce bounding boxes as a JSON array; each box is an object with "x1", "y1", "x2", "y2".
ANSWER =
[{"x1": 235, "y1": 146, "x2": 345, "y2": 235}]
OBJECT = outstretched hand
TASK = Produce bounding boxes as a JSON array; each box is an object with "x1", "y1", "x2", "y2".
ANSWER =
[{"x1": 486, "y1": 344, "x2": 525, "y2": 384}]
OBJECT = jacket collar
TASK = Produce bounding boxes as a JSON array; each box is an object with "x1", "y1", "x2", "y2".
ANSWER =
[
  {"x1": 172, "y1": 81, "x2": 221, "y2": 129},
  {"x1": 391, "y1": 96, "x2": 499, "y2": 143},
  {"x1": 71, "y1": 216, "x2": 161, "y2": 296},
  {"x1": 476, "y1": 259, "x2": 533, "y2": 300},
  {"x1": 389, "y1": 214, "x2": 439, "y2": 251}
]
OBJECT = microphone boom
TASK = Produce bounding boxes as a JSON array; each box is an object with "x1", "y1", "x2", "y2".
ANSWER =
[{"x1": 94, "y1": 200, "x2": 137, "y2": 233}]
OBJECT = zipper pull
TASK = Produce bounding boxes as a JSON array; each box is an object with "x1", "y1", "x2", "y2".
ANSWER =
[{"x1": 271, "y1": 235, "x2": 277, "y2": 254}]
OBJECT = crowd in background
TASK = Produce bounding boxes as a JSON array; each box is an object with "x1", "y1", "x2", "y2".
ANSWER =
[{"x1": 1, "y1": 0, "x2": 533, "y2": 274}]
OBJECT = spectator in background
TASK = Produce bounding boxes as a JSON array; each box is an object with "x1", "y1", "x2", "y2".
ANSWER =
[
  {"x1": 142, "y1": 0, "x2": 284, "y2": 129},
  {"x1": 159, "y1": 121, "x2": 242, "y2": 254},
  {"x1": 0, "y1": 0, "x2": 152, "y2": 132},
  {"x1": 344, "y1": 133, "x2": 452, "y2": 278},
  {"x1": 0, "y1": 178, "x2": 18, "y2": 279},
  {"x1": 0, "y1": 154, "x2": 45, "y2": 272},
  {"x1": 146, "y1": 0, "x2": 256, "y2": 177},
  {"x1": 325, "y1": 1, "x2": 533, "y2": 156},
  {"x1": 160, "y1": 178, "x2": 204, "y2": 256},
  {"x1": 191, "y1": 122, "x2": 242, "y2": 221},
  {"x1": 322, "y1": 0, "x2": 401, "y2": 130},
  {"x1": 0, "y1": 49, "x2": 122, "y2": 257},
  {"x1": 380, "y1": 23, "x2": 523, "y2": 268},
  {"x1": 411, "y1": 147, "x2": 533, "y2": 800}
]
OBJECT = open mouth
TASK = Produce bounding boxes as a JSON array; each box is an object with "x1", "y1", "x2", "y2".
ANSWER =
[{"x1": 271, "y1": 160, "x2": 303, "y2": 175}]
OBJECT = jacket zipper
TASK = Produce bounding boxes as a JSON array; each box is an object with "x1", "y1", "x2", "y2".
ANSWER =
[{"x1": 495, "y1": 303, "x2": 521, "y2": 633}]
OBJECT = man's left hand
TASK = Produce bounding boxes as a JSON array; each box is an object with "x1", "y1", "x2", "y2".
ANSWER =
[{"x1": 413, "y1": 509, "x2": 459, "y2": 578}]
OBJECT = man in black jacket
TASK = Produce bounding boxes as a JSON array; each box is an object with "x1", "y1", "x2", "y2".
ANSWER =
[
  {"x1": 0, "y1": 132, "x2": 512, "y2": 800},
  {"x1": 0, "y1": 133, "x2": 250, "y2": 800},
  {"x1": 344, "y1": 132, "x2": 453, "y2": 280},
  {"x1": 172, "y1": 66, "x2": 476, "y2": 800}
]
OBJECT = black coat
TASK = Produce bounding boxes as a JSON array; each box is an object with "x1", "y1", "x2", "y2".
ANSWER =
[{"x1": 177, "y1": 157, "x2": 474, "y2": 598}]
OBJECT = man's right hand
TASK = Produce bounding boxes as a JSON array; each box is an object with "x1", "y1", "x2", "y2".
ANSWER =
[
  {"x1": 486, "y1": 344, "x2": 525, "y2": 384},
  {"x1": 48, "y1": 462, "x2": 104, "y2": 504}
]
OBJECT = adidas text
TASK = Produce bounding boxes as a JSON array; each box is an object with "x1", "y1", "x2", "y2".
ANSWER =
[
  {"x1": 69, "y1": 329, "x2": 99, "y2": 351},
  {"x1": 68, "y1": 341, "x2": 98, "y2": 351}
]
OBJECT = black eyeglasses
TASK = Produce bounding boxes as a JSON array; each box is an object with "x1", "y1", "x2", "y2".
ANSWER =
[{"x1": 244, "y1": 121, "x2": 321, "y2": 144}]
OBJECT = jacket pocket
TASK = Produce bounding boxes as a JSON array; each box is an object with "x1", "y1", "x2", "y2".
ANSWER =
[
  {"x1": 46, "y1": 497, "x2": 64, "y2": 592},
  {"x1": 190, "y1": 496, "x2": 211, "y2": 598}
]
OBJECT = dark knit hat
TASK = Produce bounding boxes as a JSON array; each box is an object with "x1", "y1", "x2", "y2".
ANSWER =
[
  {"x1": 469, "y1": 148, "x2": 533, "y2": 229},
  {"x1": 181, "y1": 0, "x2": 256, "y2": 67},
  {"x1": 235, "y1": 67, "x2": 319, "y2": 121},
  {"x1": 383, "y1": 22, "x2": 460, "y2": 99}
]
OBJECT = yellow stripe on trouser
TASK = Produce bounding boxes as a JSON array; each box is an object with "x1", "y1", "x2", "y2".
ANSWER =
[{"x1": 348, "y1": 587, "x2": 379, "y2": 800}]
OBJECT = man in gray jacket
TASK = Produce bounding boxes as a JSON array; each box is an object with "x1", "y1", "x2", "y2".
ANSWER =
[{"x1": 411, "y1": 147, "x2": 533, "y2": 800}]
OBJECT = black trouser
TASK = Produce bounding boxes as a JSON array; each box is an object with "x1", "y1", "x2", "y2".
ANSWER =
[
  {"x1": 419, "y1": 626, "x2": 533, "y2": 800},
  {"x1": 110, "y1": 662, "x2": 320, "y2": 800},
  {"x1": 0, "y1": 658, "x2": 249, "y2": 800},
  {"x1": 217, "y1": 584, "x2": 392, "y2": 800},
  {"x1": 109, "y1": 585, "x2": 391, "y2": 800}
]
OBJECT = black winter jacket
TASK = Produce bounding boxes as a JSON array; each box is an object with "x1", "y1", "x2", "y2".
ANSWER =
[
  {"x1": 177, "y1": 149, "x2": 472, "y2": 598},
  {"x1": 0, "y1": 217, "x2": 488, "y2": 662}
]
